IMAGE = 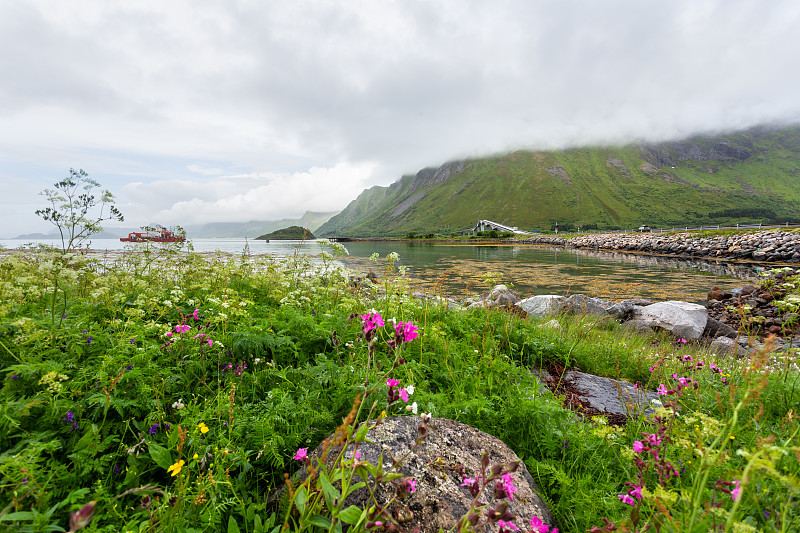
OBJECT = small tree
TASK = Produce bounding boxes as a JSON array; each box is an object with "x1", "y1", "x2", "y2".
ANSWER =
[{"x1": 35, "y1": 168, "x2": 124, "y2": 253}]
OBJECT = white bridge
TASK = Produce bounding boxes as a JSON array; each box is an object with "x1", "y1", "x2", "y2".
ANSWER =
[{"x1": 469, "y1": 219, "x2": 535, "y2": 235}]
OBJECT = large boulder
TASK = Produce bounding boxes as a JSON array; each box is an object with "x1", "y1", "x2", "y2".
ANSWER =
[
  {"x1": 468, "y1": 284, "x2": 520, "y2": 309},
  {"x1": 562, "y1": 294, "x2": 611, "y2": 315},
  {"x1": 516, "y1": 295, "x2": 565, "y2": 317},
  {"x1": 298, "y1": 416, "x2": 553, "y2": 533},
  {"x1": 631, "y1": 301, "x2": 709, "y2": 340}
]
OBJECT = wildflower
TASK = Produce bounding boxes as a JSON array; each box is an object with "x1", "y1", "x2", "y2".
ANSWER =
[
  {"x1": 125, "y1": 364, "x2": 133, "y2": 371},
  {"x1": 198, "y1": 422, "x2": 209, "y2": 434},
  {"x1": 63, "y1": 412, "x2": 74, "y2": 423},
  {"x1": 404, "y1": 478, "x2": 417, "y2": 493},
  {"x1": 395, "y1": 320, "x2": 419, "y2": 343},
  {"x1": 618, "y1": 494, "x2": 635, "y2": 506},
  {"x1": 399, "y1": 388, "x2": 409, "y2": 402},
  {"x1": 360, "y1": 312, "x2": 384, "y2": 334},
  {"x1": 175, "y1": 324, "x2": 191, "y2": 334},
  {"x1": 501, "y1": 473, "x2": 517, "y2": 501},
  {"x1": 172, "y1": 399, "x2": 184, "y2": 410},
  {"x1": 86, "y1": 337, "x2": 93, "y2": 344},
  {"x1": 193, "y1": 453, "x2": 198, "y2": 459},
  {"x1": 498, "y1": 520, "x2": 520, "y2": 531},
  {"x1": 69, "y1": 500, "x2": 96, "y2": 531},
  {"x1": 530, "y1": 516, "x2": 551, "y2": 533},
  {"x1": 129, "y1": 338, "x2": 136, "y2": 344},
  {"x1": 148, "y1": 424, "x2": 159, "y2": 435},
  {"x1": 405, "y1": 401, "x2": 419, "y2": 414},
  {"x1": 386, "y1": 378, "x2": 400, "y2": 387},
  {"x1": 293, "y1": 448, "x2": 308, "y2": 461},
  {"x1": 632, "y1": 440, "x2": 644, "y2": 453},
  {"x1": 461, "y1": 475, "x2": 478, "y2": 486},
  {"x1": 656, "y1": 384, "x2": 668, "y2": 396},
  {"x1": 630, "y1": 485, "x2": 643, "y2": 500},
  {"x1": 192, "y1": 308, "x2": 200, "y2": 320},
  {"x1": 167, "y1": 459, "x2": 185, "y2": 477},
  {"x1": 405, "y1": 384, "x2": 415, "y2": 395},
  {"x1": 731, "y1": 480, "x2": 741, "y2": 501},
  {"x1": 193, "y1": 333, "x2": 206, "y2": 340},
  {"x1": 10, "y1": 374, "x2": 19, "y2": 380}
]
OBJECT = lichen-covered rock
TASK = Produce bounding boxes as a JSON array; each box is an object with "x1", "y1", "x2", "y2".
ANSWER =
[{"x1": 301, "y1": 416, "x2": 553, "y2": 533}]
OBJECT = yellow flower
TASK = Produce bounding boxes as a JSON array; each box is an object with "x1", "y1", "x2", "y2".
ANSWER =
[
  {"x1": 167, "y1": 459, "x2": 185, "y2": 477},
  {"x1": 198, "y1": 422, "x2": 209, "y2": 434},
  {"x1": 729, "y1": 435, "x2": 735, "y2": 440},
  {"x1": 193, "y1": 453, "x2": 198, "y2": 459}
]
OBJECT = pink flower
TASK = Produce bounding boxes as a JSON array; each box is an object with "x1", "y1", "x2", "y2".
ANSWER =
[
  {"x1": 386, "y1": 378, "x2": 399, "y2": 387},
  {"x1": 630, "y1": 485, "x2": 643, "y2": 500},
  {"x1": 618, "y1": 494, "x2": 635, "y2": 506},
  {"x1": 502, "y1": 473, "x2": 517, "y2": 501},
  {"x1": 395, "y1": 321, "x2": 419, "y2": 343},
  {"x1": 207, "y1": 338, "x2": 213, "y2": 348},
  {"x1": 166, "y1": 332, "x2": 173, "y2": 337},
  {"x1": 175, "y1": 324, "x2": 191, "y2": 333},
  {"x1": 731, "y1": 480, "x2": 741, "y2": 501},
  {"x1": 657, "y1": 384, "x2": 668, "y2": 395},
  {"x1": 293, "y1": 448, "x2": 308, "y2": 461},
  {"x1": 192, "y1": 308, "x2": 200, "y2": 320},
  {"x1": 529, "y1": 516, "x2": 550, "y2": 533},
  {"x1": 461, "y1": 475, "x2": 477, "y2": 486},
  {"x1": 193, "y1": 333, "x2": 206, "y2": 340},
  {"x1": 633, "y1": 440, "x2": 644, "y2": 453},
  {"x1": 360, "y1": 312, "x2": 384, "y2": 334},
  {"x1": 644, "y1": 433, "x2": 662, "y2": 447},
  {"x1": 405, "y1": 478, "x2": 417, "y2": 493},
  {"x1": 498, "y1": 520, "x2": 520, "y2": 531},
  {"x1": 399, "y1": 388, "x2": 409, "y2": 402}
]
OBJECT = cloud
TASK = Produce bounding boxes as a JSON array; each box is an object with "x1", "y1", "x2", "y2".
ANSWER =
[
  {"x1": 122, "y1": 162, "x2": 376, "y2": 225},
  {"x1": 2, "y1": 0, "x2": 800, "y2": 236}
]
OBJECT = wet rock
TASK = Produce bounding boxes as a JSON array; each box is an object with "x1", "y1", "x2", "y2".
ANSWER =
[{"x1": 298, "y1": 416, "x2": 553, "y2": 533}]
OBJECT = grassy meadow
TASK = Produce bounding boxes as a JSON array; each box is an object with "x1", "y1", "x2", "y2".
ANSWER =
[{"x1": 0, "y1": 241, "x2": 798, "y2": 532}]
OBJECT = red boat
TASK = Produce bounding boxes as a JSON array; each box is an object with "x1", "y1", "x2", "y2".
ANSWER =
[{"x1": 120, "y1": 225, "x2": 185, "y2": 243}]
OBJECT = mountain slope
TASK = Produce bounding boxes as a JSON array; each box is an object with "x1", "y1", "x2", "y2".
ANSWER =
[
  {"x1": 317, "y1": 124, "x2": 800, "y2": 236},
  {"x1": 188, "y1": 211, "x2": 338, "y2": 238}
]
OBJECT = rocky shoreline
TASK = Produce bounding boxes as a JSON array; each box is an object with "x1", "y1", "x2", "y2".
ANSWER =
[{"x1": 520, "y1": 229, "x2": 800, "y2": 263}]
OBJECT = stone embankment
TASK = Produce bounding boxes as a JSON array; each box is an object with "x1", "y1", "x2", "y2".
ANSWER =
[{"x1": 521, "y1": 229, "x2": 800, "y2": 263}]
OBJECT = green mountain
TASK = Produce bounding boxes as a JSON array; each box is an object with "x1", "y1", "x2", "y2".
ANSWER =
[
  {"x1": 317, "y1": 124, "x2": 800, "y2": 236},
  {"x1": 254, "y1": 226, "x2": 315, "y2": 240},
  {"x1": 188, "y1": 211, "x2": 337, "y2": 238}
]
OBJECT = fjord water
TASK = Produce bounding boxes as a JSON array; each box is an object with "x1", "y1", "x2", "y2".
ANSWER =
[{"x1": 1, "y1": 238, "x2": 756, "y2": 302}]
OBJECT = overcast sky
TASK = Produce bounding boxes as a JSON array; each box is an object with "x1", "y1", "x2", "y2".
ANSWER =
[{"x1": 2, "y1": 0, "x2": 800, "y2": 237}]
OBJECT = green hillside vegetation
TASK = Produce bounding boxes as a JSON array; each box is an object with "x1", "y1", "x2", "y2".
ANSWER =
[
  {"x1": 317, "y1": 124, "x2": 800, "y2": 237},
  {"x1": 254, "y1": 225, "x2": 315, "y2": 240}
]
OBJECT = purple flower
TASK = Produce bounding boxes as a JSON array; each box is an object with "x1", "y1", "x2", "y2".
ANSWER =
[
  {"x1": 86, "y1": 337, "x2": 93, "y2": 344},
  {"x1": 359, "y1": 312, "x2": 384, "y2": 334},
  {"x1": 731, "y1": 480, "x2": 741, "y2": 501},
  {"x1": 148, "y1": 423, "x2": 159, "y2": 435},
  {"x1": 618, "y1": 494, "x2": 636, "y2": 506},
  {"x1": 10, "y1": 374, "x2": 19, "y2": 380},
  {"x1": 395, "y1": 321, "x2": 419, "y2": 343},
  {"x1": 63, "y1": 412, "x2": 74, "y2": 423},
  {"x1": 657, "y1": 384, "x2": 668, "y2": 395},
  {"x1": 125, "y1": 364, "x2": 133, "y2": 371}
]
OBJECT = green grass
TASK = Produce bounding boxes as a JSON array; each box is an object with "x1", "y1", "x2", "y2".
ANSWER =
[{"x1": 0, "y1": 244, "x2": 798, "y2": 532}]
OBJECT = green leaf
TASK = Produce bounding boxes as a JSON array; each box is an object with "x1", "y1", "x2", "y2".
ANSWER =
[
  {"x1": 293, "y1": 486, "x2": 307, "y2": 513},
  {"x1": 148, "y1": 443, "x2": 173, "y2": 470},
  {"x1": 320, "y1": 472, "x2": 341, "y2": 509},
  {"x1": 353, "y1": 422, "x2": 369, "y2": 443},
  {"x1": 342, "y1": 481, "x2": 366, "y2": 498},
  {"x1": 307, "y1": 515, "x2": 332, "y2": 529},
  {"x1": 338, "y1": 506, "x2": 365, "y2": 525},
  {"x1": 227, "y1": 516, "x2": 241, "y2": 533},
  {"x1": 0, "y1": 511, "x2": 35, "y2": 521},
  {"x1": 381, "y1": 472, "x2": 403, "y2": 482}
]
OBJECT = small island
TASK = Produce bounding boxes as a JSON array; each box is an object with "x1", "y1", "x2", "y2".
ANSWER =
[{"x1": 254, "y1": 225, "x2": 315, "y2": 241}]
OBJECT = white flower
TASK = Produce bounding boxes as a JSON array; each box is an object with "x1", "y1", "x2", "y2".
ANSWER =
[
  {"x1": 253, "y1": 358, "x2": 262, "y2": 365},
  {"x1": 172, "y1": 399, "x2": 185, "y2": 410},
  {"x1": 405, "y1": 385, "x2": 415, "y2": 396},
  {"x1": 405, "y1": 402, "x2": 418, "y2": 415},
  {"x1": 420, "y1": 412, "x2": 432, "y2": 423}
]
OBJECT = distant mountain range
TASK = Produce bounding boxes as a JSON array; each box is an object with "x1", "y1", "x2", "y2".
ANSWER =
[
  {"x1": 9, "y1": 211, "x2": 338, "y2": 240},
  {"x1": 317, "y1": 124, "x2": 800, "y2": 236}
]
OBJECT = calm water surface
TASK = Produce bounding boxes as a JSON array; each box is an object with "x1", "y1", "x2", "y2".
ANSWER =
[{"x1": 1, "y1": 238, "x2": 758, "y2": 303}]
